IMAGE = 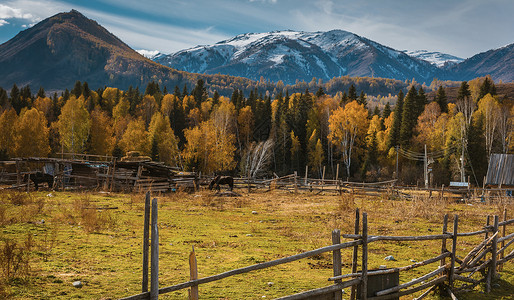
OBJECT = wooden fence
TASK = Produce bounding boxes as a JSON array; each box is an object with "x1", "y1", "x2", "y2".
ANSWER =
[
  {"x1": 226, "y1": 173, "x2": 512, "y2": 204},
  {"x1": 120, "y1": 193, "x2": 513, "y2": 300}
]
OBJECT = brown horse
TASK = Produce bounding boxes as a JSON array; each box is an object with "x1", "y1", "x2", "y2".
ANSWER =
[{"x1": 209, "y1": 175, "x2": 234, "y2": 191}]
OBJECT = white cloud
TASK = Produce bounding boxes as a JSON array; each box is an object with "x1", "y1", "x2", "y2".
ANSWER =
[
  {"x1": 0, "y1": 4, "x2": 33, "y2": 19},
  {"x1": 0, "y1": 19, "x2": 9, "y2": 26}
]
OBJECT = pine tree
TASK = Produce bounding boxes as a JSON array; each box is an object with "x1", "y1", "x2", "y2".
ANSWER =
[
  {"x1": 72, "y1": 80, "x2": 82, "y2": 98},
  {"x1": 192, "y1": 79, "x2": 207, "y2": 107},
  {"x1": 479, "y1": 77, "x2": 497, "y2": 99},
  {"x1": 435, "y1": 86, "x2": 448, "y2": 113},
  {"x1": 173, "y1": 85, "x2": 182, "y2": 99},
  {"x1": 83, "y1": 82, "x2": 91, "y2": 99},
  {"x1": 37, "y1": 86, "x2": 46, "y2": 98},
  {"x1": 466, "y1": 113, "x2": 487, "y2": 185},
  {"x1": 383, "y1": 102, "x2": 392, "y2": 118},
  {"x1": 348, "y1": 84, "x2": 357, "y2": 101},
  {"x1": 315, "y1": 87, "x2": 324, "y2": 98},
  {"x1": 399, "y1": 86, "x2": 418, "y2": 147},
  {"x1": 358, "y1": 91, "x2": 367, "y2": 108},
  {"x1": 10, "y1": 84, "x2": 21, "y2": 113}
]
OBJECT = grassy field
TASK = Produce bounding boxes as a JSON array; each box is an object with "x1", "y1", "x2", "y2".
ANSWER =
[{"x1": 0, "y1": 188, "x2": 513, "y2": 299}]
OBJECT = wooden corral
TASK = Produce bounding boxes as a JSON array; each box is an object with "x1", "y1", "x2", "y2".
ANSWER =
[
  {"x1": 0, "y1": 155, "x2": 197, "y2": 193},
  {"x1": 122, "y1": 197, "x2": 514, "y2": 300}
]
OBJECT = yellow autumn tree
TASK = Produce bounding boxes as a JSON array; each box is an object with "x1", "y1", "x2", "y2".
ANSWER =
[
  {"x1": 414, "y1": 102, "x2": 442, "y2": 151},
  {"x1": 307, "y1": 129, "x2": 324, "y2": 177},
  {"x1": 182, "y1": 99, "x2": 237, "y2": 173},
  {"x1": 57, "y1": 96, "x2": 90, "y2": 154},
  {"x1": 328, "y1": 100, "x2": 369, "y2": 177},
  {"x1": 238, "y1": 105, "x2": 254, "y2": 147},
  {"x1": 113, "y1": 97, "x2": 131, "y2": 141},
  {"x1": 0, "y1": 108, "x2": 18, "y2": 157},
  {"x1": 148, "y1": 112, "x2": 180, "y2": 166},
  {"x1": 33, "y1": 96, "x2": 53, "y2": 122},
  {"x1": 476, "y1": 94, "x2": 500, "y2": 158},
  {"x1": 119, "y1": 117, "x2": 150, "y2": 155},
  {"x1": 14, "y1": 108, "x2": 50, "y2": 157},
  {"x1": 89, "y1": 107, "x2": 114, "y2": 156}
]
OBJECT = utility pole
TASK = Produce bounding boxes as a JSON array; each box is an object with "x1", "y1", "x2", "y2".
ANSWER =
[
  {"x1": 460, "y1": 138, "x2": 465, "y2": 183},
  {"x1": 424, "y1": 144, "x2": 428, "y2": 188}
]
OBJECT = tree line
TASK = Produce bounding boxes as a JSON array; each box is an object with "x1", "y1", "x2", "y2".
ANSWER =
[{"x1": 0, "y1": 76, "x2": 512, "y2": 185}]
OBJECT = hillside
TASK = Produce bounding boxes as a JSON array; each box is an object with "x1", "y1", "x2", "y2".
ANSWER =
[{"x1": 0, "y1": 10, "x2": 260, "y2": 94}]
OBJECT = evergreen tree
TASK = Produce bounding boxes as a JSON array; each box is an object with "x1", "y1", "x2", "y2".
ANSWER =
[
  {"x1": 37, "y1": 86, "x2": 46, "y2": 98},
  {"x1": 0, "y1": 87, "x2": 8, "y2": 110},
  {"x1": 479, "y1": 77, "x2": 497, "y2": 99},
  {"x1": 162, "y1": 86, "x2": 168, "y2": 95},
  {"x1": 72, "y1": 80, "x2": 82, "y2": 98},
  {"x1": 191, "y1": 79, "x2": 207, "y2": 107},
  {"x1": 315, "y1": 87, "x2": 324, "y2": 98},
  {"x1": 182, "y1": 84, "x2": 188, "y2": 97},
  {"x1": 83, "y1": 82, "x2": 91, "y2": 99},
  {"x1": 151, "y1": 136, "x2": 159, "y2": 161},
  {"x1": 416, "y1": 87, "x2": 427, "y2": 116},
  {"x1": 348, "y1": 84, "x2": 357, "y2": 101},
  {"x1": 435, "y1": 86, "x2": 448, "y2": 113},
  {"x1": 383, "y1": 102, "x2": 392, "y2": 118},
  {"x1": 173, "y1": 85, "x2": 181, "y2": 99},
  {"x1": 387, "y1": 90, "x2": 404, "y2": 149},
  {"x1": 63, "y1": 89, "x2": 70, "y2": 101},
  {"x1": 10, "y1": 84, "x2": 22, "y2": 113},
  {"x1": 399, "y1": 86, "x2": 418, "y2": 147},
  {"x1": 372, "y1": 106, "x2": 380, "y2": 117},
  {"x1": 466, "y1": 113, "x2": 487, "y2": 185},
  {"x1": 212, "y1": 90, "x2": 220, "y2": 107},
  {"x1": 358, "y1": 91, "x2": 367, "y2": 108}
]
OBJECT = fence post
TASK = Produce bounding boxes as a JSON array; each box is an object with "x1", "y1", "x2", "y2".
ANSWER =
[
  {"x1": 16, "y1": 160, "x2": 21, "y2": 185},
  {"x1": 189, "y1": 246, "x2": 199, "y2": 300},
  {"x1": 486, "y1": 215, "x2": 499, "y2": 293},
  {"x1": 499, "y1": 209, "x2": 507, "y2": 271},
  {"x1": 350, "y1": 209, "x2": 360, "y2": 300},
  {"x1": 305, "y1": 165, "x2": 308, "y2": 185},
  {"x1": 294, "y1": 171, "x2": 298, "y2": 194},
  {"x1": 150, "y1": 198, "x2": 159, "y2": 300},
  {"x1": 361, "y1": 212, "x2": 368, "y2": 300},
  {"x1": 322, "y1": 166, "x2": 326, "y2": 192},
  {"x1": 485, "y1": 215, "x2": 491, "y2": 239},
  {"x1": 247, "y1": 169, "x2": 251, "y2": 194},
  {"x1": 449, "y1": 215, "x2": 458, "y2": 289},
  {"x1": 440, "y1": 214, "x2": 449, "y2": 267},
  {"x1": 26, "y1": 173, "x2": 30, "y2": 192},
  {"x1": 332, "y1": 229, "x2": 342, "y2": 300},
  {"x1": 142, "y1": 192, "x2": 151, "y2": 293}
]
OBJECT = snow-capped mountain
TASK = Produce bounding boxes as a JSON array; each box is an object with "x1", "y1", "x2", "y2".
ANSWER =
[
  {"x1": 155, "y1": 30, "x2": 440, "y2": 84},
  {"x1": 403, "y1": 50, "x2": 464, "y2": 68},
  {"x1": 136, "y1": 49, "x2": 165, "y2": 60}
]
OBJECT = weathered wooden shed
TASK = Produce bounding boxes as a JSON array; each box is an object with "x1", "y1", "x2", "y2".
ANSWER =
[{"x1": 485, "y1": 154, "x2": 514, "y2": 188}]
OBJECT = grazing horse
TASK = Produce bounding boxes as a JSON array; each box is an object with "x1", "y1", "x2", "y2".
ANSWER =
[
  {"x1": 209, "y1": 175, "x2": 234, "y2": 191},
  {"x1": 23, "y1": 172, "x2": 54, "y2": 191}
]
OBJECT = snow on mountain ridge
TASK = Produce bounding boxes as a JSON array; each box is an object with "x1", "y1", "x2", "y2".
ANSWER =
[
  {"x1": 155, "y1": 29, "x2": 441, "y2": 84},
  {"x1": 403, "y1": 50, "x2": 464, "y2": 67}
]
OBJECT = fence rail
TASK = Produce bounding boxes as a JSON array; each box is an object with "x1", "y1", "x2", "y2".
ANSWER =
[{"x1": 121, "y1": 194, "x2": 513, "y2": 300}]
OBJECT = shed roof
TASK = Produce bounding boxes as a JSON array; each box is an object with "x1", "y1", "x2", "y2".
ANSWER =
[{"x1": 485, "y1": 154, "x2": 514, "y2": 187}]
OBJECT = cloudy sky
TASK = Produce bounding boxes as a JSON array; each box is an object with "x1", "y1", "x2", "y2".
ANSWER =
[{"x1": 0, "y1": 0, "x2": 512, "y2": 58}]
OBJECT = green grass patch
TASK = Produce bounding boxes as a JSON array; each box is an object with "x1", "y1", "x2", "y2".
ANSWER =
[{"x1": 0, "y1": 190, "x2": 512, "y2": 299}]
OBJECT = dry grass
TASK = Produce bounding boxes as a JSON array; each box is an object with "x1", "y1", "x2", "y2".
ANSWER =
[{"x1": 0, "y1": 189, "x2": 512, "y2": 299}]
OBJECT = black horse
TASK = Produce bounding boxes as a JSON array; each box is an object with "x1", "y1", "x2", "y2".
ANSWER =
[
  {"x1": 208, "y1": 175, "x2": 234, "y2": 191},
  {"x1": 23, "y1": 172, "x2": 54, "y2": 191}
]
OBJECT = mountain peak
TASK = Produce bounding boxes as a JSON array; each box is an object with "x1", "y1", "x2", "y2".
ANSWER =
[{"x1": 156, "y1": 29, "x2": 438, "y2": 84}]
